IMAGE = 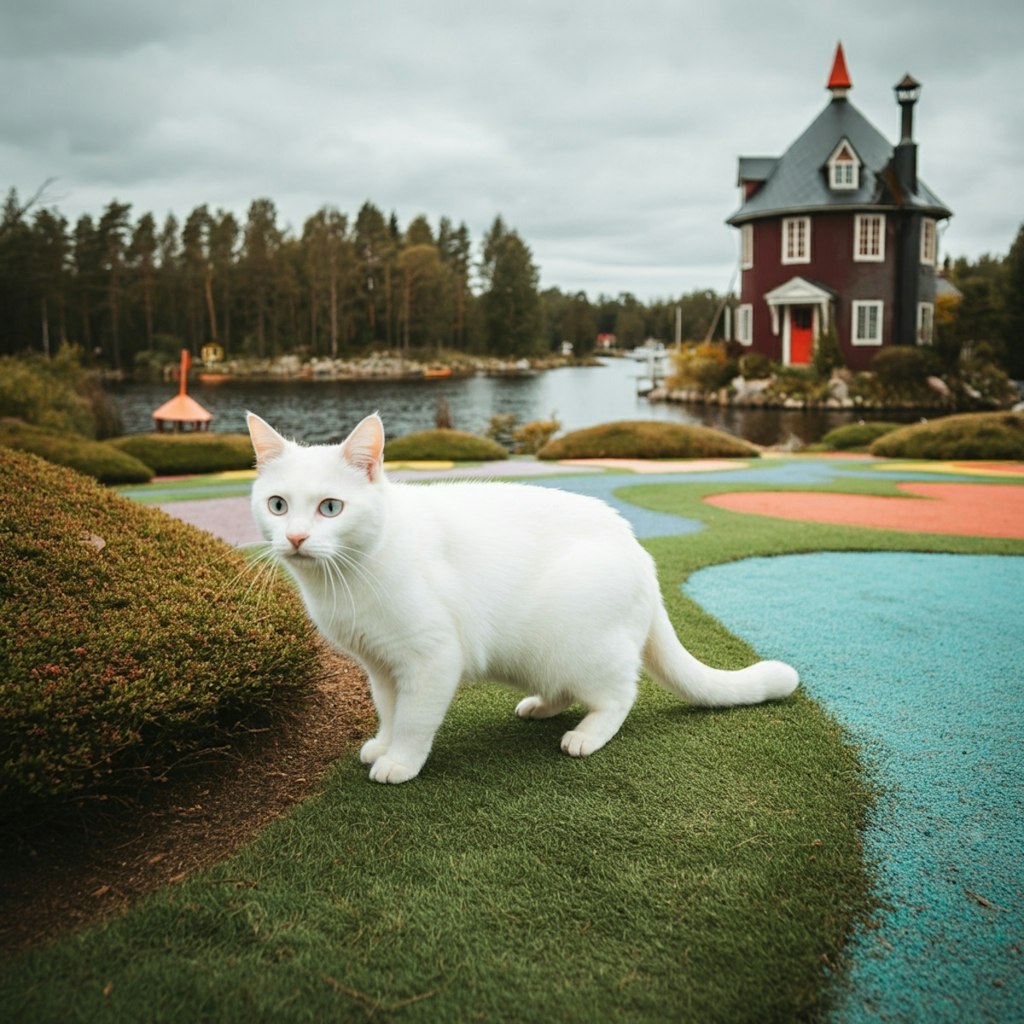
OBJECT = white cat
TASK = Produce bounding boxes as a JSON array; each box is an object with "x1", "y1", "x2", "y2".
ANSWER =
[{"x1": 247, "y1": 413, "x2": 799, "y2": 784}]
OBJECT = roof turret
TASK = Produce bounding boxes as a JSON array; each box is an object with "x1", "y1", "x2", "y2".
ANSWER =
[{"x1": 827, "y1": 43, "x2": 851, "y2": 98}]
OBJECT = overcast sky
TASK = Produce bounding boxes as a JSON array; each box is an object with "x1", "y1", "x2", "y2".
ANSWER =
[{"x1": 3, "y1": 0, "x2": 1021, "y2": 300}]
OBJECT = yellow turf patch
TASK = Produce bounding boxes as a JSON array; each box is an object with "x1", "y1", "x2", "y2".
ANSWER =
[
  {"x1": 383, "y1": 460, "x2": 456, "y2": 471},
  {"x1": 874, "y1": 461, "x2": 1024, "y2": 478}
]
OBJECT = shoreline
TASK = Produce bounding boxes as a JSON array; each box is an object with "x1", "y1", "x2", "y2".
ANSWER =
[{"x1": 140, "y1": 351, "x2": 603, "y2": 387}]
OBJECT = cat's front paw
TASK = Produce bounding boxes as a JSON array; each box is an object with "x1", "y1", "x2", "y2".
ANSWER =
[
  {"x1": 359, "y1": 737, "x2": 389, "y2": 765},
  {"x1": 561, "y1": 730, "x2": 602, "y2": 758},
  {"x1": 369, "y1": 756, "x2": 419, "y2": 784}
]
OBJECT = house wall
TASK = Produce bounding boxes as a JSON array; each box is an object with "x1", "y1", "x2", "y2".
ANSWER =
[{"x1": 738, "y1": 212, "x2": 935, "y2": 372}]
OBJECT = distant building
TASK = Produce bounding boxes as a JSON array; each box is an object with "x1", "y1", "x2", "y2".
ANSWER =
[{"x1": 727, "y1": 44, "x2": 952, "y2": 370}]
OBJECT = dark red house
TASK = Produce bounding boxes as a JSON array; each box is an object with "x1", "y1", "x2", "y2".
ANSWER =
[{"x1": 727, "y1": 44, "x2": 952, "y2": 371}]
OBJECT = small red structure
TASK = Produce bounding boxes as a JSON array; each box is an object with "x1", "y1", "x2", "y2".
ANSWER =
[{"x1": 152, "y1": 350, "x2": 212, "y2": 432}]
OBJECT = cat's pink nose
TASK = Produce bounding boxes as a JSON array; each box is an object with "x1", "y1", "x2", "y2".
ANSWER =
[{"x1": 287, "y1": 532, "x2": 308, "y2": 550}]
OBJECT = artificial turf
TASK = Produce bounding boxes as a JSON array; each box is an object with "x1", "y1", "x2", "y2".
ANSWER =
[{"x1": 3, "y1": 468, "x2": 1019, "y2": 1022}]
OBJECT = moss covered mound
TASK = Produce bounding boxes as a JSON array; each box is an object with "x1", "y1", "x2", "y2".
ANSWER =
[
  {"x1": 0, "y1": 448, "x2": 317, "y2": 813},
  {"x1": 818, "y1": 421, "x2": 904, "y2": 451},
  {"x1": 0, "y1": 420, "x2": 153, "y2": 484},
  {"x1": 384, "y1": 429, "x2": 509, "y2": 462},
  {"x1": 107, "y1": 432, "x2": 255, "y2": 475},
  {"x1": 869, "y1": 412, "x2": 1024, "y2": 459},
  {"x1": 537, "y1": 420, "x2": 759, "y2": 460}
]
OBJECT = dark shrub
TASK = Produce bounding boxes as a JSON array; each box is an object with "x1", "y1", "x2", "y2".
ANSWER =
[
  {"x1": 0, "y1": 448, "x2": 317, "y2": 813},
  {"x1": 739, "y1": 352, "x2": 773, "y2": 380},
  {"x1": 0, "y1": 349, "x2": 95, "y2": 437},
  {"x1": 108, "y1": 432, "x2": 255, "y2": 475},
  {"x1": 869, "y1": 412, "x2": 1024, "y2": 459},
  {"x1": 537, "y1": 420, "x2": 758, "y2": 460},
  {"x1": 868, "y1": 346, "x2": 939, "y2": 403},
  {"x1": 384, "y1": 429, "x2": 509, "y2": 462},
  {"x1": 813, "y1": 326, "x2": 844, "y2": 378},
  {"x1": 0, "y1": 421, "x2": 153, "y2": 484}
]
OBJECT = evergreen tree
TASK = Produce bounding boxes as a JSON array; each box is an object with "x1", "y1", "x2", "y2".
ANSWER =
[
  {"x1": 1001, "y1": 224, "x2": 1024, "y2": 379},
  {"x1": 127, "y1": 213, "x2": 158, "y2": 353},
  {"x1": 242, "y1": 198, "x2": 282, "y2": 356},
  {"x1": 481, "y1": 227, "x2": 541, "y2": 356},
  {"x1": 32, "y1": 208, "x2": 71, "y2": 357}
]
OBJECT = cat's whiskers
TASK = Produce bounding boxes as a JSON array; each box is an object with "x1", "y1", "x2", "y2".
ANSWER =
[
  {"x1": 226, "y1": 544, "x2": 283, "y2": 617},
  {"x1": 325, "y1": 546, "x2": 387, "y2": 613}
]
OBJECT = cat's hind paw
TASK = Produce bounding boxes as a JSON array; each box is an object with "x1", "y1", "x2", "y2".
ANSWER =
[
  {"x1": 516, "y1": 695, "x2": 571, "y2": 719},
  {"x1": 369, "y1": 756, "x2": 419, "y2": 784},
  {"x1": 359, "y1": 737, "x2": 388, "y2": 765}
]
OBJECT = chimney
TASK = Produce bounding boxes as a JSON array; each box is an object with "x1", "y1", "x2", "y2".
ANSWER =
[{"x1": 893, "y1": 73, "x2": 921, "y2": 194}]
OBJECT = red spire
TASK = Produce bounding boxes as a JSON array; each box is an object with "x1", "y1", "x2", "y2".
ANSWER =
[{"x1": 827, "y1": 42, "x2": 852, "y2": 95}]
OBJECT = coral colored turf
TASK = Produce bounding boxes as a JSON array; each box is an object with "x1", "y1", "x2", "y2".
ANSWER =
[{"x1": 705, "y1": 482, "x2": 1024, "y2": 539}]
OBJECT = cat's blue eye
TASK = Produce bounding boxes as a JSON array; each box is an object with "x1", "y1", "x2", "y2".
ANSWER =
[
  {"x1": 318, "y1": 498, "x2": 344, "y2": 518},
  {"x1": 268, "y1": 496, "x2": 288, "y2": 516}
]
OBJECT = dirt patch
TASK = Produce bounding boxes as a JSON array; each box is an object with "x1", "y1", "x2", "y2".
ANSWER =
[
  {"x1": 705, "y1": 482, "x2": 1024, "y2": 539},
  {"x1": 0, "y1": 640, "x2": 374, "y2": 956}
]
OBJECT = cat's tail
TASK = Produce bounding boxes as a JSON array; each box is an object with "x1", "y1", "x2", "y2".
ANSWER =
[{"x1": 643, "y1": 605, "x2": 799, "y2": 707}]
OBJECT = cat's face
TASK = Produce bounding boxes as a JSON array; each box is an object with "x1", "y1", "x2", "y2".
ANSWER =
[{"x1": 247, "y1": 413, "x2": 386, "y2": 569}]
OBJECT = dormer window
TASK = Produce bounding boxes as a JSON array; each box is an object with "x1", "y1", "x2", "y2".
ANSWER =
[{"x1": 828, "y1": 140, "x2": 860, "y2": 191}]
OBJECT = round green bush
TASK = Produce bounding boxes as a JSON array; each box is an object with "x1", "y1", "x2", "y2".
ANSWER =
[
  {"x1": 384, "y1": 429, "x2": 509, "y2": 462},
  {"x1": 0, "y1": 420, "x2": 153, "y2": 484},
  {"x1": 0, "y1": 448, "x2": 317, "y2": 813},
  {"x1": 819, "y1": 421, "x2": 904, "y2": 451},
  {"x1": 108, "y1": 432, "x2": 256, "y2": 475},
  {"x1": 537, "y1": 420, "x2": 759, "y2": 460},
  {"x1": 868, "y1": 412, "x2": 1024, "y2": 459},
  {"x1": 870, "y1": 346, "x2": 935, "y2": 385}
]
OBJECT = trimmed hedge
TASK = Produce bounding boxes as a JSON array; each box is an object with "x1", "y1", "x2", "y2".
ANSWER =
[
  {"x1": 0, "y1": 448, "x2": 317, "y2": 813},
  {"x1": 384, "y1": 429, "x2": 509, "y2": 462},
  {"x1": 0, "y1": 420, "x2": 153, "y2": 484},
  {"x1": 537, "y1": 420, "x2": 759, "y2": 460},
  {"x1": 818, "y1": 421, "x2": 904, "y2": 451},
  {"x1": 107, "y1": 432, "x2": 256, "y2": 475},
  {"x1": 868, "y1": 411, "x2": 1024, "y2": 459}
]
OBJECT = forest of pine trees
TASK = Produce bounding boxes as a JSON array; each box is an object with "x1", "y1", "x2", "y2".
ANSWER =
[{"x1": 0, "y1": 188, "x2": 729, "y2": 372}]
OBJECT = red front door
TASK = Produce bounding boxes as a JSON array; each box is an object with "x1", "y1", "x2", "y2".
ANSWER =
[{"x1": 790, "y1": 307, "x2": 813, "y2": 365}]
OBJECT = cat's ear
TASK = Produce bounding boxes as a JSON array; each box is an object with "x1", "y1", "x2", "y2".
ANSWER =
[
  {"x1": 342, "y1": 413, "x2": 385, "y2": 482},
  {"x1": 247, "y1": 412, "x2": 288, "y2": 469}
]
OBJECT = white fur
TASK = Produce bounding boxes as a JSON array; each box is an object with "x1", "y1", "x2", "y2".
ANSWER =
[{"x1": 247, "y1": 413, "x2": 799, "y2": 784}]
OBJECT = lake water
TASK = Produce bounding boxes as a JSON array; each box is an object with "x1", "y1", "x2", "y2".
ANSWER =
[{"x1": 111, "y1": 357, "x2": 883, "y2": 446}]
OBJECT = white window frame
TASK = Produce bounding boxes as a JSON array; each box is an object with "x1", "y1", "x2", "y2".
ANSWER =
[
  {"x1": 828, "y1": 140, "x2": 860, "y2": 191},
  {"x1": 740, "y1": 224, "x2": 753, "y2": 270},
  {"x1": 917, "y1": 302, "x2": 935, "y2": 345},
  {"x1": 852, "y1": 300, "x2": 884, "y2": 346},
  {"x1": 781, "y1": 217, "x2": 811, "y2": 265},
  {"x1": 737, "y1": 304, "x2": 753, "y2": 345},
  {"x1": 854, "y1": 213, "x2": 885, "y2": 262},
  {"x1": 920, "y1": 219, "x2": 937, "y2": 265}
]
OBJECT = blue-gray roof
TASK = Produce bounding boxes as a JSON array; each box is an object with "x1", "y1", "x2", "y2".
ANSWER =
[
  {"x1": 737, "y1": 157, "x2": 779, "y2": 185},
  {"x1": 728, "y1": 97, "x2": 952, "y2": 225}
]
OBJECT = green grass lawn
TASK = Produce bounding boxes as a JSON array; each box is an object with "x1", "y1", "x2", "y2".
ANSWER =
[{"x1": 3, "y1": 471, "x2": 1020, "y2": 1023}]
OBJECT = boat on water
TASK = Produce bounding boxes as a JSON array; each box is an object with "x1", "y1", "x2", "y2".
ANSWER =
[
  {"x1": 422, "y1": 367, "x2": 453, "y2": 379},
  {"x1": 629, "y1": 341, "x2": 667, "y2": 361}
]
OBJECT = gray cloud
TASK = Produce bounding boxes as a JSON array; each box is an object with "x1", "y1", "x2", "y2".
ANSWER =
[{"x1": 3, "y1": 0, "x2": 1021, "y2": 299}]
